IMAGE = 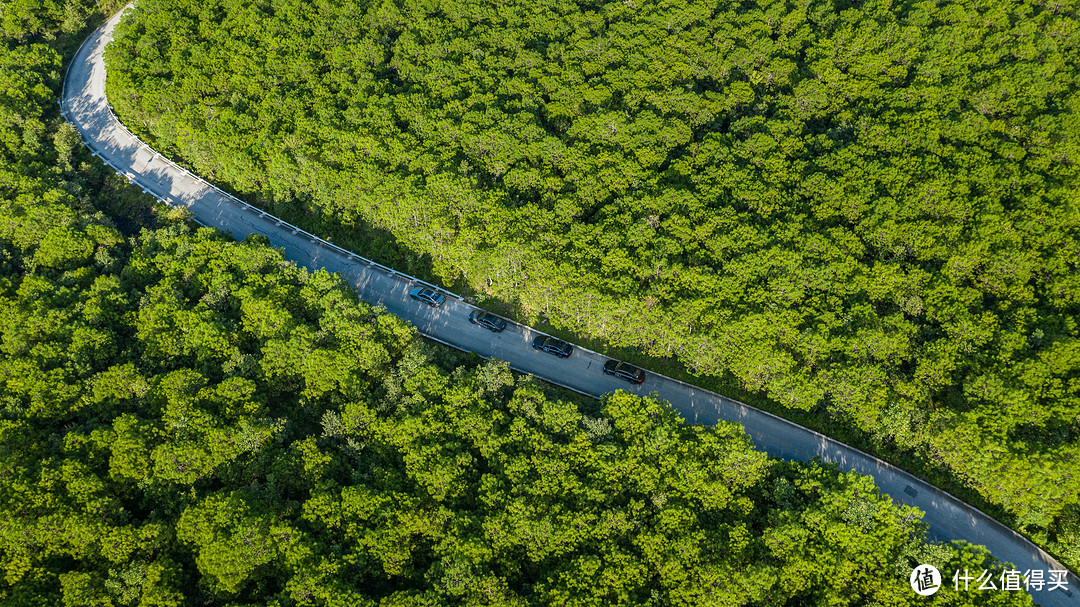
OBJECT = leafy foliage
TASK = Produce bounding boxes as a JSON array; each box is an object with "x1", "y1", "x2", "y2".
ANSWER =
[
  {"x1": 0, "y1": 221, "x2": 1031, "y2": 605},
  {"x1": 0, "y1": 4, "x2": 1039, "y2": 600},
  {"x1": 0, "y1": 1, "x2": 1061, "y2": 603},
  {"x1": 106, "y1": 0, "x2": 1080, "y2": 562}
]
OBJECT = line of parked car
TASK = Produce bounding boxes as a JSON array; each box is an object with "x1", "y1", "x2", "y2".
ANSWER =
[{"x1": 408, "y1": 287, "x2": 646, "y2": 384}]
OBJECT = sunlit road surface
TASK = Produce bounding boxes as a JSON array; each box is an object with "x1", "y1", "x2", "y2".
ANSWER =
[{"x1": 62, "y1": 7, "x2": 1078, "y2": 605}]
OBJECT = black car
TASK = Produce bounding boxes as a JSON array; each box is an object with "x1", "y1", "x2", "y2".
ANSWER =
[
  {"x1": 603, "y1": 360, "x2": 646, "y2": 384},
  {"x1": 532, "y1": 335, "x2": 573, "y2": 357},
  {"x1": 469, "y1": 310, "x2": 507, "y2": 332},
  {"x1": 409, "y1": 287, "x2": 445, "y2": 307}
]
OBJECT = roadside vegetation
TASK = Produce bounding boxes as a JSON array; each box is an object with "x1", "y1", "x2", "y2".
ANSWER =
[
  {"x1": 105, "y1": 0, "x2": 1080, "y2": 572},
  {"x1": 0, "y1": 1, "x2": 1044, "y2": 604}
]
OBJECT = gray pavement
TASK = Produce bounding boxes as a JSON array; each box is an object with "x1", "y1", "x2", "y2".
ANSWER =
[{"x1": 62, "y1": 7, "x2": 1078, "y2": 605}]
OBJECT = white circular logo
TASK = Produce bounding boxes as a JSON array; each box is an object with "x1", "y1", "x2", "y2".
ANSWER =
[{"x1": 910, "y1": 565, "x2": 942, "y2": 596}]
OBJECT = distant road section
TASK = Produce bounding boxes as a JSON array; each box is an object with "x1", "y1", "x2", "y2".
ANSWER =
[{"x1": 63, "y1": 7, "x2": 1077, "y2": 605}]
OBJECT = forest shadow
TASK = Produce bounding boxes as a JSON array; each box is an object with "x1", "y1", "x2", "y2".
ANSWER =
[
  {"x1": 155, "y1": 168, "x2": 447, "y2": 289},
  {"x1": 468, "y1": 296, "x2": 1025, "y2": 535}
]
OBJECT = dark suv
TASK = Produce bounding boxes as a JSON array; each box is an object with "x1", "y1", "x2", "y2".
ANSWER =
[
  {"x1": 531, "y1": 335, "x2": 573, "y2": 357},
  {"x1": 603, "y1": 360, "x2": 646, "y2": 384},
  {"x1": 469, "y1": 310, "x2": 507, "y2": 332}
]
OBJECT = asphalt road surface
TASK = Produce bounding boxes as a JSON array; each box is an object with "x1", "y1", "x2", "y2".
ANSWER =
[{"x1": 62, "y1": 7, "x2": 1078, "y2": 605}]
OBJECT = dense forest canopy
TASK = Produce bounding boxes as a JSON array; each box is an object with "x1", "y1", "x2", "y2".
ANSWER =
[
  {"x1": 105, "y1": 0, "x2": 1080, "y2": 569},
  {"x1": 0, "y1": 217, "x2": 1033, "y2": 607},
  {"x1": 0, "y1": 2, "x2": 1041, "y2": 604}
]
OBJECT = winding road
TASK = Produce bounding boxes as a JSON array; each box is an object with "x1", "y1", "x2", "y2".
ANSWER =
[{"x1": 61, "y1": 7, "x2": 1078, "y2": 605}]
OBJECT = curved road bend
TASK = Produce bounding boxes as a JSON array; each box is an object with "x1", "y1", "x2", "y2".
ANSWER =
[{"x1": 63, "y1": 7, "x2": 1077, "y2": 605}]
